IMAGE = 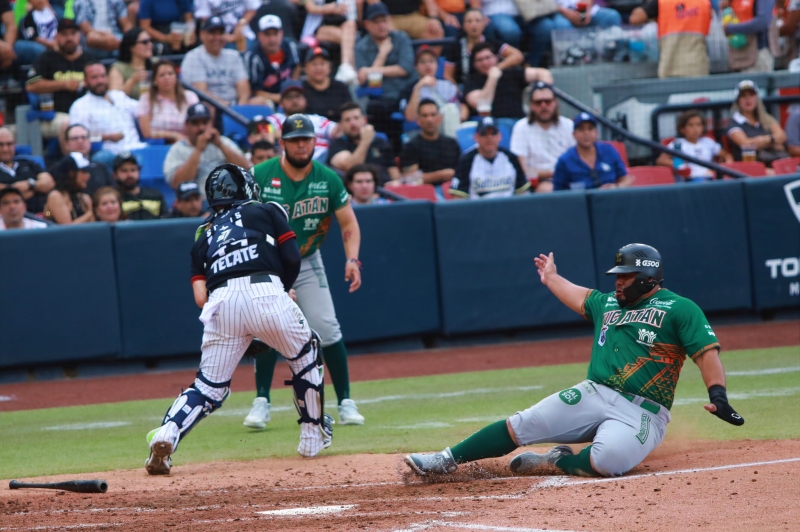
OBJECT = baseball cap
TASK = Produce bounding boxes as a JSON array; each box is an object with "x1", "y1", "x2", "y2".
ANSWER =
[
  {"x1": 415, "y1": 45, "x2": 438, "y2": 62},
  {"x1": 50, "y1": 152, "x2": 92, "y2": 182},
  {"x1": 734, "y1": 79, "x2": 759, "y2": 99},
  {"x1": 57, "y1": 18, "x2": 79, "y2": 32},
  {"x1": 280, "y1": 79, "x2": 305, "y2": 97},
  {"x1": 202, "y1": 17, "x2": 226, "y2": 32},
  {"x1": 476, "y1": 116, "x2": 499, "y2": 135},
  {"x1": 258, "y1": 14, "x2": 282, "y2": 32},
  {"x1": 305, "y1": 46, "x2": 330, "y2": 64},
  {"x1": 186, "y1": 102, "x2": 212, "y2": 122},
  {"x1": 176, "y1": 181, "x2": 202, "y2": 200},
  {"x1": 365, "y1": 2, "x2": 390, "y2": 20},
  {"x1": 573, "y1": 112, "x2": 597, "y2": 127},
  {"x1": 112, "y1": 151, "x2": 140, "y2": 171}
]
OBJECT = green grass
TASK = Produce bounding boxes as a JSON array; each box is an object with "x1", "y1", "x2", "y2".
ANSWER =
[{"x1": 0, "y1": 345, "x2": 798, "y2": 479}]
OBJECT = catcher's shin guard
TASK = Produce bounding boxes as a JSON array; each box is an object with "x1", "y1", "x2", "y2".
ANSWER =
[
  {"x1": 285, "y1": 331, "x2": 326, "y2": 427},
  {"x1": 160, "y1": 376, "x2": 229, "y2": 449}
]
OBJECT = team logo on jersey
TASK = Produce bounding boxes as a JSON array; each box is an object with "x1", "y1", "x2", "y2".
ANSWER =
[
  {"x1": 636, "y1": 413, "x2": 651, "y2": 444},
  {"x1": 304, "y1": 217, "x2": 321, "y2": 231},
  {"x1": 216, "y1": 227, "x2": 232, "y2": 243},
  {"x1": 616, "y1": 307, "x2": 667, "y2": 328},
  {"x1": 293, "y1": 197, "x2": 328, "y2": 218},
  {"x1": 558, "y1": 388, "x2": 582, "y2": 405},
  {"x1": 308, "y1": 182, "x2": 328, "y2": 191},
  {"x1": 636, "y1": 328, "x2": 657, "y2": 347}
]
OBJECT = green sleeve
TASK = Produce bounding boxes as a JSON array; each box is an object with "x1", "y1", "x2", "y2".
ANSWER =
[
  {"x1": 328, "y1": 169, "x2": 350, "y2": 210},
  {"x1": 581, "y1": 289, "x2": 605, "y2": 322},
  {"x1": 677, "y1": 299, "x2": 720, "y2": 360}
]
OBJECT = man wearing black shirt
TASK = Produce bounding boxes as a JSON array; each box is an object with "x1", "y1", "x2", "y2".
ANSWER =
[
  {"x1": 64, "y1": 124, "x2": 115, "y2": 197},
  {"x1": 302, "y1": 47, "x2": 353, "y2": 122},
  {"x1": 0, "y1": 127, "x2": 55, "y2": 214},
  {"x1": 25, "y1": 18, "x2": 88, "y2": 149},
  {"x1": 328, "y1": 102, "x2": 400, "y2": 185},
  {"x1": 113, "y1": 152, "x2": 167, "y2": 220},
  {"x1": 400, "y1": 99, "x2": 461, "y2": 186},
  {"x1": 463, "y1": 43, "x2": 552, "y2": 120}
]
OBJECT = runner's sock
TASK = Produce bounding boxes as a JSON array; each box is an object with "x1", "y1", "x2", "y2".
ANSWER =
[
  {"x1": 322, "y1": 339, "x2": 350, "y2": 404},
  {"x1": 450, "y1": 420, "x2": 518, "y2": 463},
  {"x1": 556, "y1": 445, "x2": 600, "y2": 477},
  {"x1": 254, "y1": 349, "x2": 279, "y2": 402}
]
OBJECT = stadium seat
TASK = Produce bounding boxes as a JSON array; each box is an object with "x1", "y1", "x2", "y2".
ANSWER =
[
  {"x1": 604, "y1": 140, "x2": 629, "y2": 167},
  {"x1": 441, "y1": 180, "x2": 454, "y2": 199},
  {"x1": 15, "y1": 154, "x2": 46, "y2": 169},
  {"x1": 771, "y1": 157, "x2": 800, "y2": 175},
  {"x1": 222, "y1": 105, "x2": 273, "y2": 143},
  {"x1": 391, "y1": 184, "x2": 437, "y2": 201},
  {"x1": 132, "y1": 145, "x2": 172, "y2": 181},
  {"x1": 628, "y1": 166, "x2": 676, "y2": 187},
  {"x1": 498, "y1": 122, "x2": 511, "y2": 150},
  {"x1": 721, "y1": 161, "x2": 768, "y2": 177},
  {"x1": 456, "y1": 125, "x2": 476, "y2": 151}
]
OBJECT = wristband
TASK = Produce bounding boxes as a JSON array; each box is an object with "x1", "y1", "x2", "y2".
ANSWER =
[
  {"x1": 707, "y1": 384, "x2": 728, "y2": 403},
  {"x1": 347, "y1": 258, "x2": 362, "y2": 269},
  {"x1": 27, "y1": 178, "x2": 36, "y2": 188}
]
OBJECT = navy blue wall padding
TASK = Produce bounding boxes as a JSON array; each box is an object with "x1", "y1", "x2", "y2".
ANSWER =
[
  {"x1": 433, "y1": 193, "x2": 597, "y2": 335},
  {"x1": 0, "y1": 224, "x2": 120, "y2": 367},
  {"x1": 319, "y1": 201, "x2": 441, "y2": 343},
  {"x1": 113, "y1": 219, "x2": 205, "y2": 358},
  {"x1": 589, "y1": 181, "x2": 752, "y2": 312},
  {"x1": 744, "y1": 176, "x2": 800, "y2": 310}
]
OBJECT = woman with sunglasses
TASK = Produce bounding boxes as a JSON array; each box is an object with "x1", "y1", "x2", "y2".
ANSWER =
[
  {"x1": 137, "y1": 60, "x2": 200, "y2": 143},
  {"x1": 109, "y1": 28, "x2": 154, "y2": 99}
]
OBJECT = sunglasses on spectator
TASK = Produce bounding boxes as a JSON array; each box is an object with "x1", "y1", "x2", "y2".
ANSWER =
[
  {"x1": 137, "y1": 38, "x2": 152, "y2": 45},
  {"x1": 531, "y1": 98, "x2": 555, "y2": 106}
]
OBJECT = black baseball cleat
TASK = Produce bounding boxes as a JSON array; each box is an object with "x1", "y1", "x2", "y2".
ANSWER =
[
  {"x1": 404, "y1": 447, "x2": 458, "y2": 476},
  {"x1": 509, "y1": 445, "x2": 574, "y2": 474}
]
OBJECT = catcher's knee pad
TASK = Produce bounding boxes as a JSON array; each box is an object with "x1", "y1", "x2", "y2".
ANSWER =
[
  {"x1": 285, "y1": 332, "x2": 325, "y2": 426},
  {"x1": 193, "y1": 371, "x2": 231, "y2": 404},
  {"x1": 161, "y1": 383, "x2": 226, "y2": 444}
]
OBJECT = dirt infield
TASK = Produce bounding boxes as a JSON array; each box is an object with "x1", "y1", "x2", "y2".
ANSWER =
[{"x1": 0, "y1": 319, "x2": 798, "y2": 531}]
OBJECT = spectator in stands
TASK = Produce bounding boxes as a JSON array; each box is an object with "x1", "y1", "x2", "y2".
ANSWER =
[
  {"x1": 435, "y1": 0, "x2": 468, "y2": 38},
  {"x1": 113, "y1": 151, "x2": 166, "y2": 219},
  {"x1": 356, "y1": 2, "x2": 415, "y2": 141},
  {"x1": 400, "y1": 46, "x2": 465, "y2": 138},
  {"x1": 64, "y1": 124, "x2": 115, "y2": 196},
  {"x1": 0, "y1": 127, "x2": 55, "y2": 214},
  {"x1": 247, "y1": 115, "x2": 277, "y2": 147},
  {"x1": 138, "y1": 61, "x2": 200, "y2": 142},
  {"x1": 510, "y1": 81, "x2": 574, "y2": 193},
  {"x1": 267, "y1": 80, "x2": 337, "y2": 161},
  {"x1": 721, "y1": 0, "x2": 776, "y2": 72},
  {"x1": 656, "y1": 110, "x2": 731, "y2": 180},
  {"x1": 450, "y1": 116, "x2": 530, "y2": 199},
  {"x1": 376, "y1": 0, "x2": 445, "y2": 40},
  {"x1": 138, "y1": 0, "x2": 195, "y2": 53},
  {"x1": 69, "y1": 62, "x2": 147, "y2": 169},
  {"x1": 400, "y1": 99, "x2": 461, "y2": 186},
  {"x1": 786, "y1": 105, "x2": 800, "y2": 157},
  {"x1": 329, "y1": 101, "x2": 400, "y2": 184},
  {"x1": 194, "y1": 0, "x2": 259, "y2": 51},
  {"x1": 180, "y1": 17, "x2": 251, "y2": 107},
  {"x1": 108, "y1": 28, "x2": 153, "y2": 99},
  {"x1": 778, "y1": 0, "x2": 800, "y2": 61},
  {"x1": 552, "y1": 113, "x2": 631, "y2": 191},
  {"x1": 346, "y1": 163, "x2": 390, "y2": 205},
  {"x1": 725, "y1": 80, "x2": 789, "y2": 164},
  {"x1": 92, "y1": 185, "x2": 125, "y2": 221},
  {"x1": 527, "y1": 1, "x2": 622, "y2": 68},
  {"x1": 167, "y1": 181, "x2": 208, "y2": 217},
  {"x1": 73, "y1": 0, "x2": 133, "y2": 57},
  {"x1": 250, "y1": 0, "x2": 299, "y2": 42},
  {"x1": 464, "y1": 43, "x2": 553, "y2": 121},
  {"x1": 249, "y1": 139, "x2": 276, "y2": 166},
  {"x1": 0, "y1": 188, "x2": 49, "y2": 229},
  {"x1": 26, "y1": 18, "x2": 88, "y2": 153},
  {"x1": 17, "y1": 0, "x2": 58, "y2": 51},
  {"x1": 480, "y1": 0, "x2": 523, "y2": 48},
  {"x1": 244, "y1": 15, "x2": 301, "y2": 108},
  {"x1": 0, "y1": 0, "x2": 20, "y2": 69},
  {"x1": 164, "y1": 102, "x2": 251, "y2": 193},
  {"x1": 300, "y1": 0, "x2": 358, "y2": 84},
  {"x1": 629, "y1": 0, "x2": 711, "y2": 78},
  {"x1": 303, "y1": 46, "x2": 354, "y2": 122},
  {"x1": 43, "y1": 152, "x2": 95, "y2": 224},
  {"x1": 444, "y1": 8, "x2": 524, "y2": 86}
]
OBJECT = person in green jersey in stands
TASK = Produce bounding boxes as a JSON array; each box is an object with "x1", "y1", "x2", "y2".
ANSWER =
[
  {"x1": 245, "y1": 113, "x2": 366, "y2": 429},
  {"x1": 405, "y1": 243, "x2": 744, "y2": 478}
]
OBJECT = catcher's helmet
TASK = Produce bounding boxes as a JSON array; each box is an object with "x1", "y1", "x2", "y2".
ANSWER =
[
  {"x1": 205, "y1": 164, "x2": 260, "y2": 208},
  {"x1": 605, "y1": 243, "x2": 664, "y2": 307},
  {"x1": 281, "y1": 113, "x2": 316, "y2": 140}
]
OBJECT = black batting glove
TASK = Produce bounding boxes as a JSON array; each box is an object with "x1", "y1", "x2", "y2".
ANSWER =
[{"x1": 708, "y1": 385, "x2": 744, "y2": 426}]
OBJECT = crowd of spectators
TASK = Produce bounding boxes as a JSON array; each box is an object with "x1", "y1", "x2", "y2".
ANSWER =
[{"x1": 0, "y1": 0, "x2": 799, "y2": 232}]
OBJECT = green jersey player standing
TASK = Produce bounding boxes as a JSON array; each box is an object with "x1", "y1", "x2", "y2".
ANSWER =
[
  {"x1": 406, "y1": 243, "x2": 744, "y2": 478},
  {"x1": 244, "y1": 114, "x2": 366, "y2": 428}
]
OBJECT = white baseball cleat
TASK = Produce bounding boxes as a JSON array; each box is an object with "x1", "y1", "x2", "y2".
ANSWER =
[
  {"x1": 509, "y1": 445, "x2": 574, "y2": 474},
  {"x1": 337, "y1": 399, "x2": 365, "y2": 425},
  {"x1": 243, "y1": 397, "x2": 271, "y2": 429},
  {"x1": 404, "y1": 447, "x2": 457, "y2": 476}
]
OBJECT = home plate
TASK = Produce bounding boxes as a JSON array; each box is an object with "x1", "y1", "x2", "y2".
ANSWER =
[{"x1": 257, "y1": 504, "x2": 357, "y2": 516}]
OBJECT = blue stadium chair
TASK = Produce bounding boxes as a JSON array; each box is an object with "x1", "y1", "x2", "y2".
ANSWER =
[
  {"x1": 222, "y1": 105, "x2": 273, "y2": 143},
  {"x1": 132, "y1": 145, "x2": 171, "y2": 181},
  {"x1": 456, "y1": 125, "x2": 476, "y2": 151},
  {"x1": 15, "y1": 145, "x2": 32, "y2": 155},
  {"x1": 15, "y1": 154, "x2": 46, "y2": 169},
  {"x1": 498, "y1": 122, "x2": 512, "y2": 151},
  {"x1": 375, "y1": 132, "x2": 389, "y2": 143}
]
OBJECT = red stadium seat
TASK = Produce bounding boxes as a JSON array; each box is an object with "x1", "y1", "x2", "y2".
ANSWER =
[
  {"x1": 628, "y1": 166, "x2": 676, "y2": 187},
  {"x1": 391, "y1": 184, "x2": 437, "y2": 201},
  {"x1": 721, "y1": 161, "x2": 768, "y2": 177},
  {"x1": 771, "y1": 157, "x2": 800, "y2": 175},
  {"x1": 441, "y1": 181, "x2": 455, "y2": 199},
  {"x1": 604, "y1": 141, "x2": 629, "y2": 167}
]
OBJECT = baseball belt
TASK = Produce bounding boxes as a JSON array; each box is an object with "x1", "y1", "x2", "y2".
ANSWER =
[
  {"x1": 212, "y1": 272, "x2": 278, "y2": 292},
  {"x1": 616, "y1": 390, "x2": 662, "y2": 415}
]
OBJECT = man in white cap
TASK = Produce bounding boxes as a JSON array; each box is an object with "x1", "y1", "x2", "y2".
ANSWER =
[{"x1": 244, "y1": 15, "x2": 301, "y2": 108}]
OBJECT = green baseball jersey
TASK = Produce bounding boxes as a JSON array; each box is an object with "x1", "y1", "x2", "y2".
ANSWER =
[
  {"x1": 582, "y1": 288, "x2": 720, "y2": 410},
  {"x1": 253, "y1": 158, "x2": 350, "y2": 258}
]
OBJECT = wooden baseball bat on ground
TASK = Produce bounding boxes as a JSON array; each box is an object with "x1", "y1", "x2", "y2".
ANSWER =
[{"x1": 9, "y1": 479, "x2": 108, "y2": 493}]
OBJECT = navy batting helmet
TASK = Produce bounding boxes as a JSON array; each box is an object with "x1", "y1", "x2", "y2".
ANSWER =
[
  {"x1": 205, "y1": 164, "x2": 260, "y2": 208},
  {"x1": 605, "y1": 243, "x2": 664, "y2": 307},
  {"x1": 281, "y1": 113, "x2": 316, "y2": 140}
]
